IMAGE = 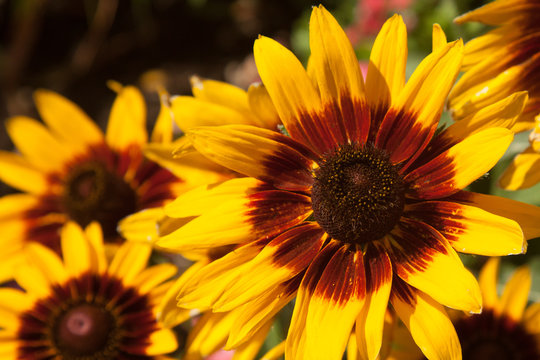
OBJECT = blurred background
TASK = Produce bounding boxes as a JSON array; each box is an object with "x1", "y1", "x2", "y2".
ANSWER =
[{"x1": 2, "y1": 0, "x2": 540, "y2": 337}]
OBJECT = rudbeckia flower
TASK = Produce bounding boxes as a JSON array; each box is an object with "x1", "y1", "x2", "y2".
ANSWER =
[
  {"x1": 0, "y1": 83, "x2": 229, "y2": 281},
  {"x1": 448, "y1": 0, "x2": 540, "y2": 190},
  {"x1": 387, "y1": 257, "x2": 540, "y2": 359},
  {"x1": 0, "y1": 221, "x2": 178, "y2": 358},
  {"x1": 157, "y1": 6, "x2": 540, "y2": 360}
]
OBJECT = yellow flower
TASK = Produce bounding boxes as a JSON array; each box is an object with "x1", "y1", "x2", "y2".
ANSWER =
[
  {"x1": 157, "y1": 6, "x2": 540, "y2": 360},
  {"x1": 387, "y1": 257, "x2": 540, "y2": 359},
  {"x1": 0, "y1": 221, "x2": 178, "y2": 358},
  {"x1": 0, "y1": 83, "x2": 229, "y2": 282},
  {"x1": 448, "y1": 0, "x2": 540, "y2": 190}
]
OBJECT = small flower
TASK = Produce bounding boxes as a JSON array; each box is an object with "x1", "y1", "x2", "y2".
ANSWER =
[{"x1": 0, "y1": 221, "x2": 178, "y2": 359}]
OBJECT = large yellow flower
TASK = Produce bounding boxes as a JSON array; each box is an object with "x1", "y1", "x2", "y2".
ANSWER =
[
  {"x1": 0, "y1": 83, "x2": 230, "y2": 281},
  {"x1": 157, "y1": 6, "x2": 540, "y2": 360},
  {"x1": 388, "y1": 257, "x2": 540, "y2": 359},
  {"x1": 448, "y1": 0, "x2": 540, "y2": 190},
  {"x1": 0, "y1": 221, "x2": 178, "y2": 359}
]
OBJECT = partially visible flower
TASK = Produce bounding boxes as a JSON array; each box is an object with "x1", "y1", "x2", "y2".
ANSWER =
[
  {"x1": 448, "y1": 0, "x2": 540, "y2": 190},
  {"x1": 387, "y1": 257, "x2": 540, "y2": 359},
  {"x1": 0, "y1": 221, "x2": 178, "y2": 358},
  {"x1": 156, "y1": 6, "x2": 540, "y2": 360},
  {"x1": 0, "y1": 83, "x2": 234, "y2": 281}
]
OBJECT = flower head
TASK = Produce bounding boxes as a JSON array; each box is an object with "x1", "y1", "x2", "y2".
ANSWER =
[
  {"x1": 157, "y1": 6, "x2": 540, "y2": 359},
  {"x1": 0, "y1": 221, "x2": 178, "y2": 358},
  {"x1": 0, "y1": 84, "x2": 229, "y2": 281}
]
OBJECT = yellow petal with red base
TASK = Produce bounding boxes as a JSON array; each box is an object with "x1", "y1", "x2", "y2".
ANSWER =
[
  {"x1": 376, "y1": 40, "x2": 463, "y2": 165},
  {"x1": 255, "y1": 35, "x2": 338, "y2": 153},
  {"x1": 213, "y1": 223, "x2": 326, "y2": 312},
  {"x1": 406, "y1": 128, "x2": 513, "y2": 199},
  {"x1": 391, "y1": 282, "x2": 461, "y2": 360},
  {"x1": 448, "y1": 190, "x2": 540, "y2": 241},
  {"x1": 105, "y1": 84, "x2": 147, "y2": 150},
  {"x1": 188, "y1": 124, "x2": 316, "y2": 191},
  {"x1": 309, "y1": 5, "x2": 368, "y2": 145},
  {"x1": 158, "y1": 190, "x2": 312, "y2": 252},
  {"x1": 389, "y1": 218, "x2": 482, "y2": 313},
  {"x1": 34, "y1": 89, "x2": 104, "y2": 151},
  {"x1": 405, "y1": 201, "x2": 525, "y2": 256}
]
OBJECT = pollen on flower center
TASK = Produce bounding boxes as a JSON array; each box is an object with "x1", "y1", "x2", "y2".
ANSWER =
[
  {"x1": 62, "y1": 161, "x2": 138, "y2": 239},
  {"x1": 55, "y1": 304, "x2": 115, "y2": 357},
  {"x1": 311, "y1": 143, "x2": 405, "y2": 245}
]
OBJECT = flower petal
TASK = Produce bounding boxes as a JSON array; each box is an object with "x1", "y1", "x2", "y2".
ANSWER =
[
  {"x1": 0, "y1": 151, "x2": 49, "y2": 194},
  {"x1": 213, "y1": 223, "x2": 326, "y2": 312},
  {"x1": 432, "y1": 24, "x2": 448, "y2": 52},
  {"x1": 24, "y1": 243, "x2": 68, "y2": 285},
  {"x1": 366, "y1": 14, "x2": 407, "y2": 114},
  {"x1": 479, "y1": 257, "x2": 500, "y2": 310},
  {"x1": 254, "y1": 35, "x2": 336, "y2": 153},
  {"x1": 158, "y1": 190, "x2": 312, "y2": 252},
  {"x1": 61, "y1": 222, "x2": 96, "y2": 276},
  {"x1": 389, "y1": 218, "x2": 482, "y2": 313},
  {"x1": 105, "y1": 84, "x2": 147, "y2": 150},
  {"x1": 376, "y1": 40, "x2": 463, "y2": 165},
  {"x1": 187, "y1": 125, "x2": 316, "y2": 191},
  {"x1": 309, "y1": 5, "x2": 369, "y2": 144},
  {"x1": 448, "y1": 190, "x2": 540, "y2": 241},
  {"x1": 108, "y1": 242, "x2": 152, "y2": 285},
  {"x1": 499, "y1": 264, "x2": 531, "y2": 321},
  {"x1": 391, "y1": 281, "x2": 461, "y2": 360},
  {"x1": 405, "y1": 201, "x2": 525, "y2": 256},
  {"x1": 247, "y1": 82, "x2": 281, "y2": 129},
  {"x1": 405, "y1": 128, "x2": 513, "y2": 199},
  {"x1": 499, "y1": 147, "x2": 540, "y2": 190},
  {"x1": 356, "y1": 243, "x2": 392, "y2": 360},
  {"x1": 6, "y1": 116, "x2": 73, "y2": 172},
  {"x1": 142, "y1": 327, "x2": 178, "y2": 356},
  {"x1": 33, "y1": 89, "x2": 104, "y2": 151}
]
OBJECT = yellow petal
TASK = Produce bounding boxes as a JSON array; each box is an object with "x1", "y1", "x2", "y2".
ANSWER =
[
  {"x1": 391, "y1": 284, "x2": 461, "y2": 360},
  {"x1": 390, "y1": 218, "x2": 482, "y2": 313},
  {"x1": 479, "y1": 257, "x2": 500, "y2": 310},
  {"x1": 84, "y1": 221, "x2": 107, "y2": 273},
  {"x1": 232, "y1": 318, "x2": 273, "y2": 360},
  {"x1": 405, "y1": 201, "x2": 525, "y2": 256},
  {"x1": 133, "y1": 263, "x2": 177, "y2": 294},
  {"x1": 247, "y1": 82, "x2": 281, "y2": 129},
  {"x1": 61, "y1": 222, "x2": 95, "y2": 276},
  {"x1": 499, "y1": 264, "x2": 531, "y2": 321},
  {"x1": 24, "y1": 243, "x2": 68, "y2": 285},
  {"x1": 143, "y1": 327, "x2": 179, "y2": 356},
  {"x1": 406, "y1": 128, "x2": 513, "y2": 199},
  {"x1": 366, "y1": 14, "x2": 406, "y2": 108},
  {"x1": 432, "y1": 24, "x2": 448, "y2": 52},
  {"x1": 499, "y1": 147, "x2": 540, "y2": 190},
  {"x1": 108, "y1": 242, "x2": 152, "y2": 284},
  {"x1": 151, "y1": 89, "x2": 174, "y2": 144},
  {"x1": 118, "y1": 207, "x2": 164, "y2": 243},
  {"x1": 0, "y1": 151, "x2": 49, "y2": 194},
  {"x1": 34, "y1": 89, "x2": 104, "y2": 151},
  {"x1": 105, "y1": 84, "x2": 147, "y2": 150},
  {"x1": 6, "y1": 116, "x2": 72, "y2": 172}
]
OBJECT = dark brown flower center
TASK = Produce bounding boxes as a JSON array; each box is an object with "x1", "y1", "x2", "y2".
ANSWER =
[
  {"x1": 455, "y1": 309, "x2": 539, "y2": 360},
  {"x1": 311, "y1": 143, "x2": 405, "y2": 245},
  {"x1": 62, "y1": 161, "x2": 137, "y2": 239},
  {"x1": 55, "y1": 304, "x2": 114, "y2": 357}
]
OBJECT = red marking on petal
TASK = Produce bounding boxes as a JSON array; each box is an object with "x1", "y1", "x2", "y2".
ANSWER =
[
  {"x1": 390, "y1": 276, "x2": 416, "y2": 305},
  {"x1": 389, "y1": 218, "x2": 448, "y2": 274},
  {"x1": 247, "y1": 190, "x2": 313, "y2": 240},
  {"x1": 303, "y1": 240, "x2": 343, "y2": 295},
  {"x1": 367, "y1": 103, "x2": 389, "y2": 143},
  {"x1": 270, "y1": 222, "x2": 326, "y2": 271},
  {"x1": 375, "y1": 108, "x2": 437, "y2": 165},
  {"x1": 404, "y1": 151, "x2": 458, "y2": 199},
  {"x1": 364, "y1": 243, "x2": 392, "y2": 293},
  {"x1": 405, "y1": 201, "x2": 467, "y2": 244},
  {"x1": 337, "y1": 92, "x2": 371, "y2": 145},
  {"x1": 312, "y1": 244, "x2": 366, "y2": 304}
]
